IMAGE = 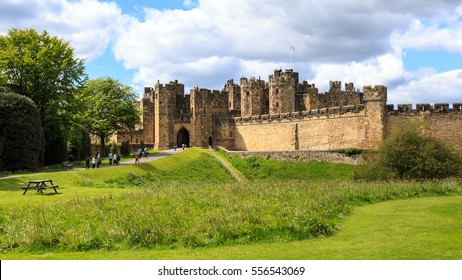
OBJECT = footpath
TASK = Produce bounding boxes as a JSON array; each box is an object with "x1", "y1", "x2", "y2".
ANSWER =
[
  {"x1": 0, "y1": 148, "x2": 184, "y2": 179},
  {"x1": 118, "y1": 148, "x2": 183, "y2": 165}
]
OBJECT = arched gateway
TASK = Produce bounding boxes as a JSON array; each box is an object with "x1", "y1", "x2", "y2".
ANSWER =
[{"x1": 177, "y1": 128, "x2": 190, "y2": 147}]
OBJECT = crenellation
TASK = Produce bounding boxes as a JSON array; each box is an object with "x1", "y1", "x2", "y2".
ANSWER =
[
  {"x1": 416, "y1": 103, "x2": 431, "y2": 112},
  {"x1": 434, "y1": 103, "x2": 450, "y2": 112},
  {"x1": 454, "y1": 103, "x2": 462, "y2": 111},
  {"x1": 329, "y1": 81, "x2": 342, "y2": 93},
  {"x1": 397, "y1": 104, "x2": 412, "y2": 113}
]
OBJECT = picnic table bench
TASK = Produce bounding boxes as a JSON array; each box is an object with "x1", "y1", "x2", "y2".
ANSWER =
[
  {"x1": 22, "y1": 179, "x2": 59, "y2": 195},
  {"x1": 62, "y1": 161, "x2": 73, "y2": 169}
]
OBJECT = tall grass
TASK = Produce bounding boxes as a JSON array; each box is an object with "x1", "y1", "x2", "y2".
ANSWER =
[
  {"x1": 216, "y1": 149, "x2": 356, "y2": 180},
  {"x1": 1, "y1": 180, "x2": 460, "y2": 252}
]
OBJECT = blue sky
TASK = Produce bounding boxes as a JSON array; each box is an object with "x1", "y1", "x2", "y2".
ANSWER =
[{"x1": 1, "y1": 0, "x2": 461, "y2": 104}]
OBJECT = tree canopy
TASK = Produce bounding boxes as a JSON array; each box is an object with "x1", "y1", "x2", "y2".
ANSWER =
[
  {"x1": 0, "y1": 28, "x2": 87, "y2": 164},
  {"x1": 81, "y1": 77, "x2": 141, "y2": 153}
]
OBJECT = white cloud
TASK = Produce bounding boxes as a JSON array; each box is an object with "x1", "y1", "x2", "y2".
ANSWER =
[{"x1": 0, "y1": 0, "x2": 125, "y2": 60}]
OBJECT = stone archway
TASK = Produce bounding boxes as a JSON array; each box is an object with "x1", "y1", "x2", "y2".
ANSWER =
[{"x1": 177, "y1": 127, "x2": 190, "y2": 147}]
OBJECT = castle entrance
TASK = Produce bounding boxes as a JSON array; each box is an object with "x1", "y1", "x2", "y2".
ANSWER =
[{"x1": 177, "y1": 128, "x2": 190, "y2": 147}]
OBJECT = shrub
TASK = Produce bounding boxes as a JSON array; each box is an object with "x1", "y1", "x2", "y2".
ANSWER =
[
  {"x1": 0, "y1": 92, "x2": 44, "y2": 171},
  {"x1": 120, "y1": 140, "x2": 131, "y2": 156},
  {"x1": 356, "y1": 121, "x2": 462, "y2": 180}
]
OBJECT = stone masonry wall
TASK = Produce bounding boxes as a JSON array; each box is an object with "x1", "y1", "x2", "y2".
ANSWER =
[
  {"x1": 385, "y1": 106, "x2": 462, "y2": 151},
  {"x1": 232, "y1": 105, "x2": 369, "y2": 151},
  {"x1": 225, "y1": 149, "x2": 363, "y2": 164}
]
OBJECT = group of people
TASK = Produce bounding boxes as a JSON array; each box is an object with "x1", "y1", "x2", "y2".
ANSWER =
[
  {"x1": 173, "y1": 143, "x2": 190, "y2": 151},
  {"x1": 85, "y1": 152, "x2": 121, "y2": 169},
  {"x1": 135, "y1": 147, "x2": 149, "y2": 164}
]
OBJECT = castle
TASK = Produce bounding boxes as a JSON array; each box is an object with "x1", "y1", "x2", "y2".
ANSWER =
[{"x1": 117, "y1": 69, "x2": 462, "y2": 152}]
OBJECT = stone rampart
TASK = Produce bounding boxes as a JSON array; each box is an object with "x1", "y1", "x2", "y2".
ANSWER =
[
  {"x1": 385, "y1": 103, "x2": 462, "y2": 151},
  {"x1": 232, "y1": 105, "x2": 369, "y2": 151},
  {"x1": 220, "y1": 147, "x2": 363, "y2": 165}
]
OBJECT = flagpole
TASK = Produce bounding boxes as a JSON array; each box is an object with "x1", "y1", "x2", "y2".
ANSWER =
[
  {"x1": 289, "y1": 45, "x2": 295, "y2": 69},
  {"x1": 289, "y1": 51, "x2": 292, "y2": 69}
]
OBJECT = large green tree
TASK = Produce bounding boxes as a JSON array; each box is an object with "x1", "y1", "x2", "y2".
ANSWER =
[
  {"x1": 81, "y1": 77, "x2": 141, "y2": 154},
  {"x1": 0, "y1": 28, "x2": 87, "y2": 164}
]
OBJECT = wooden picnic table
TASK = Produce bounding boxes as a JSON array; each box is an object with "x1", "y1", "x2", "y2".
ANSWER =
[{"x1": 22, "y1": 179, "x2": 59, "y2": 195}]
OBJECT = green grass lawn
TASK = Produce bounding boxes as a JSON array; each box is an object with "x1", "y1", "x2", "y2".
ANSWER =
[{"x1": 1, "y1": 148, "x2": 461, "y2": 260}]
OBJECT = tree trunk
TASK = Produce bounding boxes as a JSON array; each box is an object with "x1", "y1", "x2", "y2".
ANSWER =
[{"x1": 100, "y1": 135, "x2": 106, "y2": 156}]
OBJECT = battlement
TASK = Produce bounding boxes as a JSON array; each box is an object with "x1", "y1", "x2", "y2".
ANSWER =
[
  {"x1": 269, "y1": 69, "x2": 299, "y2": 84},
  {"x1": 233, "y1": 104, "x2": 365, "y2": 125},
  {"x1": 363, "y1": 85, "x2": 387, "y2": 102},
  {"x1": 387, "y1": 103, "x2": 462, "y2": 114},
  {"x1": 240, "y1": 76, "x2": 266, "y2": 88}
]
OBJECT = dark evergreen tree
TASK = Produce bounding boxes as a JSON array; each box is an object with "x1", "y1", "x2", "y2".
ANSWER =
[{"x1": 0, "y1": 92, "x2": 43, "y2": 171}]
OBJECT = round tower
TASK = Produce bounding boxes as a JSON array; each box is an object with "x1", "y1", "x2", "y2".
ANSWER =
[{"x1": 268, "y1": 69, "x2": 298, "y2": 115}]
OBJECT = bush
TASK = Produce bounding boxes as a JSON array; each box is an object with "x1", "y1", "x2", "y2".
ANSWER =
[
  {"x1": 120, "y1": 140, "x2": 131, "y2": 156},
  {"x1": 356, "y1": 121, "x2": 462, "y2": 180},
  {"x1": 0, "y1": 92, "x2": 44, "y2": 171}
]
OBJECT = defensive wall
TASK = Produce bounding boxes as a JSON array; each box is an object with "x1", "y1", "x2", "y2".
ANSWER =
[
  {"x1": 385, "y1": 103, "x2": 462, "y2": 151},
  {"x1": 229, "y1": 85, "x2": 387, "y2": 151},
  {"x1": 231, "y1": 105, "x2": 368, "y2": 151},
  {"x1": 219, "y1": 146, "x2": 363, "y2": 165}
]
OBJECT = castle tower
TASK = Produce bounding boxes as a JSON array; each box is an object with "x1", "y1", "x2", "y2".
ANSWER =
[
  {"x1": 240, "y1": 77, "x2": 267, "y2": 117},
  {"x1": 225, "y1": 79, "x2": 240, "y2": 111},
  {"x1": 363, "y1": 85, "x2": 387, "y2": 147},
  {"x1": 142, "y1": 87, "x2": 155, "y2": 143},
  {"x1": 268, "y1": 69, "x2": 298, "y2": 114},
  {"x1": 154, "y1": 80, "x2": 184, "y2": 149}
]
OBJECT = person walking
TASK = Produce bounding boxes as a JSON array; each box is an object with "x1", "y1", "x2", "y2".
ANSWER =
[
  {"x1": 85, "y1": 155, "x2": 90, "y2": 169},
  {"x1": 135, "y1": 153, "x2": 140, "y2": 164},
  {"x1": 108, "y1": 152, "x2": 113, "y2": 165},
  {"x1": 97, "y1": 154, "x2": 101, "y2": 168},
  {"x1": 144, "y1": 147, "x2": 149, "y2": 158},
  {"x1": 91, "y1": 155, "x2": 96, "y2": 169}
]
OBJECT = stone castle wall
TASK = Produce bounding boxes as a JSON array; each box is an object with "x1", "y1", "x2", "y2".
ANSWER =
[
  {"x1": 222, "y1": 148, "x2": 363, "y2": 165},
  {"x1": 385, "y1": 103, "x2": 462, "y2": 151},
  {"x1": 231, "y1": 105, "x2": 369, "y2": 151}
]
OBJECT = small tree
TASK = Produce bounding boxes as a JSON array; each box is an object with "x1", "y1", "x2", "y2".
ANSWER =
[
  {"x1": 356, "y1": 120, "x2": 462, "y2": 180},
  {"x1": 0, "y1": 92, "x2": 43, "y2": 171},
  {"x1": 80, "y1": 77, "x2": 141, "y2": 155}
]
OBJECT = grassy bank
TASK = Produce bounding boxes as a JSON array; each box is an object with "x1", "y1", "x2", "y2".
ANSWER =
[{"x1": 216, "y1": 149, "x2": 356, "y2": 180}]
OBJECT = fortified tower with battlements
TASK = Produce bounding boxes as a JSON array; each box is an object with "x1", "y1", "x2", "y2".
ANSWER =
[{"x1": 268, "y1": 69, "x2": 298, "y2": 115}]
